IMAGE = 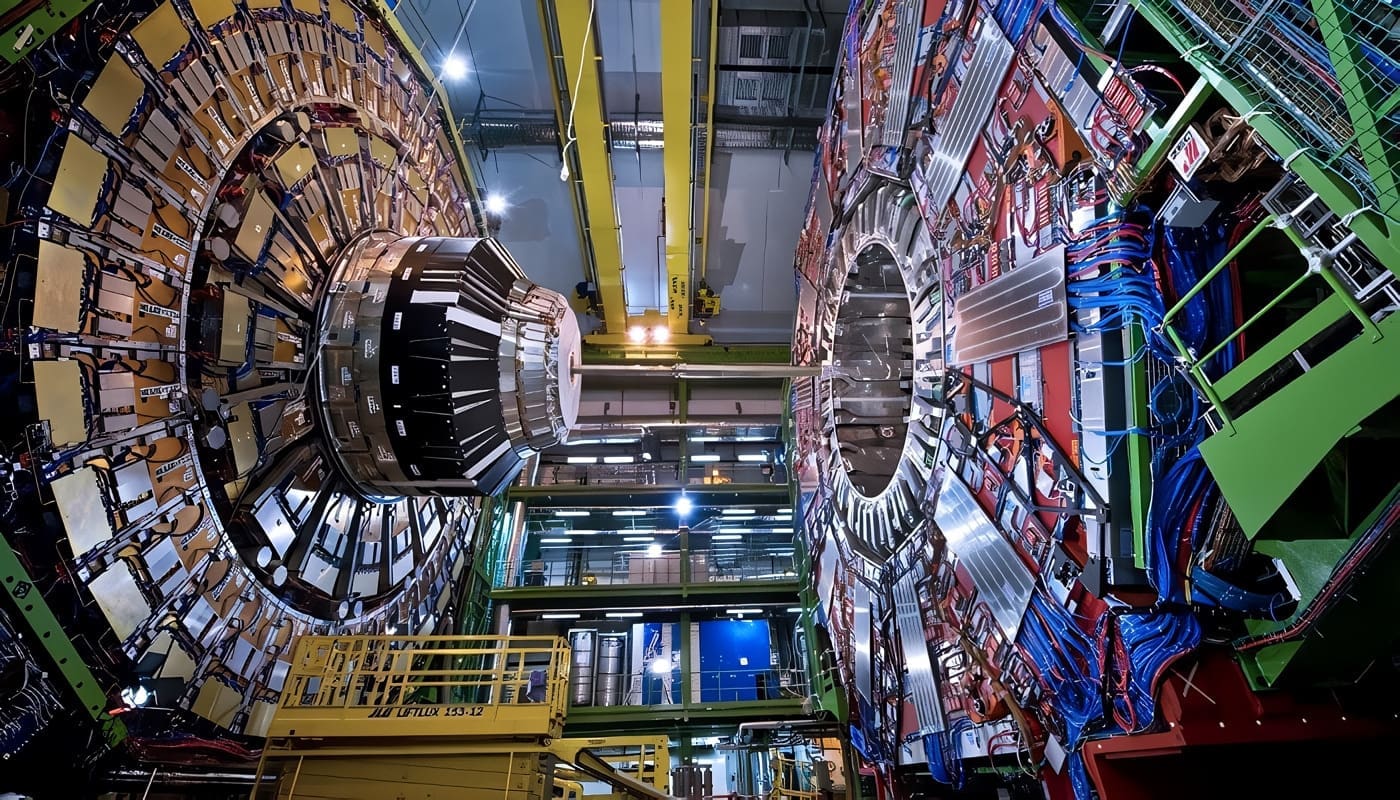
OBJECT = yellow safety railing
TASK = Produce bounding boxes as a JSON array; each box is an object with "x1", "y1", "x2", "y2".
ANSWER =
[
  {"x1": 770, "y1": 753, "x2": 820, "y2": 800},
  {"x1": 268, "y1": 634, "x2": 569, "y2": 741}
]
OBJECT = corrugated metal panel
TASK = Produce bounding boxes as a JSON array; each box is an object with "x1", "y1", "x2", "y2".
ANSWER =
[{"x1": 893, "y1": 572, "x2": 944, "y2": 734}]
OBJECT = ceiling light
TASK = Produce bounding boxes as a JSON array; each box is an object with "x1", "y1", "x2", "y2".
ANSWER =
[
  {"x1": 718, "y1": 527, "x2": 751, "y2": 533},
  {"x1": 484, "y1": 193, "x2": 508, "y2": 215},
  {"x1": 651, "y1": 325, "x2": 669, "y2": 343},
  {"x1": 554, "y1": 510, "x2": 591, "y2": 517},
  {"x1": 629, "y1": 325, "x2": 648, "y2": 344},
  {"x1": 737, "y1": 454, "x2": 768, "y2": 462},
  {"x1": 566, "y1": 456, "x2": 598, "y2": 464},
  {"x1": 777, "y1": 509, "x2": 793, "y2": 516},
  {"x1": 613, "y1": 509, "x2": 645, "y2": 516},
  {"x1": 691, "y1": 454, "x2": 720, "y2": 462},
  {"x1": 785, "y1": 607, "x2": 804, "y2": 613},
  {"x1": 603, "y1": 455, "x2": 634, "y2": 464},
  {"x1": 623, "y1": 536, "x2": 654, "y2": 543},
  {"x1": 606, "y1": 612, "x2": 643, "y2": 618},
  {"x1": 713, "y1": 534, "x2": 743, "y2": 541},
  {"x1": 726, "y1": 608, "x2": 761, "y2": 616},
  {"x1": 722, "y1": 509, "x2": 756, "y2": 516},
  {"x1": 540, "y1": 537, "x2": 572, "y2": 544},
  {"x1": 541, "y1": 613, "x2": 581, "y2": 620},
  {"x1": 674, "y1": 495, "x2": 692, "y2": 516},
  {"x1": 442, "y1": 53, "x2": 468, "y2": 80}
]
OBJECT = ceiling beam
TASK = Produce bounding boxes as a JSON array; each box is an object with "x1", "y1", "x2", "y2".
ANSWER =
[
  {"x1": 548, "y1": 0, "x2": 628, "y2": 333},
  {"x1": 660, "y1": 0, "x2": 695, "y2": 335}
]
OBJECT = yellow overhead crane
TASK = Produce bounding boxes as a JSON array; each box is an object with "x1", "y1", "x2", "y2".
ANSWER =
[{"x1": 249, "y1": 635, "x2": 669, "y2": 799}]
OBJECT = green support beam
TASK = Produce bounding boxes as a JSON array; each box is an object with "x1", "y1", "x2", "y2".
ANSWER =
[
  {"x1": 1, "y1": 0, "x2": 95, "y2": 64},
  {"x1": 1308, "y1": 0, "x2": 1400, "y2": 218},
  {"x1": 1130, "y1": 0, "x2": 1400, "y2": 267},
  {"x1": 0, "y1": 534, "x2": 126, "y2": 744}
]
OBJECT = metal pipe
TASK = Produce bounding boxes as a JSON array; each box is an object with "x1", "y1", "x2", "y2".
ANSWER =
[
  {"x1": 106, "y1": 769, "x2": 256, "y2": 786},
  {"x1": 573, "y1": 363, "x2": 822, "y2": 379},
  {"x1": 572, "y1": 416, "x2": 781, "y2": 429}
]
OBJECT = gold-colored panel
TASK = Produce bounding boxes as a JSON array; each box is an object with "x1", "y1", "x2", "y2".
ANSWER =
[
  {"x1": 190, "y1": 0, "x2": 238, "y2": 29},
  {"x1": 228, "y1": 401, "x2": 259, "y2": 475},
  {"x1": 84, "y1": 59, "x2": 147, "y2": 137},
  {"x1": 323, "y1": 126, "x2": 358, "y2": 157},
  {"x1": 363, "y1": 21, "x2": 385, "y2": 59},
  {"x1": 274, "y1": 144, "x2": 314, "y2": 187},
  {"x1": 191, "y1": 677, "x2": 243, "y2": 729},
  {"x1": 131, "y1": 2, "x2": 189, "y2": 70},
  {"x1": 234, "y1": 192, "x2": 277, "y2": 260},
  {"x1": 340, "y1": 188, "x2": 361, "y2": 232},
  {"x1": 245, "y1": 0, "x2": 280, "y2": 8},
  {"x1": 88, "y1": 562, "x2": 151, "y2": 643},
  {"x1": 33, "y1": 360, "x2": 86, "y2": 446},
  {"x1": 306, "y1": 214, "x2": 332, "y2": 254},
  {"x1": 49, "y1": 136, "x2": 108, "y2": 224},
  {"x1": 327, "y1": 0, "x2": 356, "y2": 32},
  {"x1": 406, "y1": 168, "x2": 426, "y2": 203},
  {"x1": 149, "y1": 631, "x2": 198, "y2": 680},
  {"x1": 52, "y1": 467, "x2": 114, "y2": 558},
  {"x1": 368, "y1": 134, "x2": 396, "y2": 168},
  {"x1": 33, "y1": 242, "x2": 87, "y2": 333},
  {"x1": 290, "y1": 0, "x2": 322, "y2": 18}
]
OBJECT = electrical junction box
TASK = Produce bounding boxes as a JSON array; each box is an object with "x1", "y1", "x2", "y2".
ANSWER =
[{"x1": 1160, "y1": 180, "x2": 1221, "y2": 228}]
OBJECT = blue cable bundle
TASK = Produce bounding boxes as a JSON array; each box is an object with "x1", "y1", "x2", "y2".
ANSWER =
[
  {"x1": 1110, "y1": 609, "x2": 1201, "y2": 731},
  {"x1": 990, "y1": 0, "x2": 1041, "y2": 45},
  {"x1": 1146, "y1": 447, "x2": 1214, "y2": 603},
  {"x1": 1017, "y1": 591, "x2": 1106, "y2": 749},
  {"x1": 1160, "y1": 224, "x2": 1239, "y2": 379}
]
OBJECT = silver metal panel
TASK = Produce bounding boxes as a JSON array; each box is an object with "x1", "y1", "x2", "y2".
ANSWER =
[
  {"x1": 851, "y1": 579, "x2": 872, "y2": 705},
  {"x1": 933, "y1": 463, "x2": 1035, "y2": 640},
  {"x1": 893, "y1": 572, "x2": 943, "y2": 733},
  {"x1": 882, "y1": 0, "x2": 922, "y2": 147},
  {"x1": 52, "y1": 467, "x2": 114, "y2": 557},
  {"x1": 919, "y1": 18, "x2": 1014, "y2": 215},
  {"x1": 952, "y1": 246, "x2": 1068, "y2": 364}
]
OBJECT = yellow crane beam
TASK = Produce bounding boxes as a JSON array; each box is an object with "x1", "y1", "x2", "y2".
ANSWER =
[
  {"x1": 660, "y1": 0, "x2": 694, "y2": 335},
  {"x1": 550, "y1": 0, "x2": 628, "y2": 334}
]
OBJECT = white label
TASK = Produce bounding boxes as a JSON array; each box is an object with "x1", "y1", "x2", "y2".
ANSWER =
[
  {"x1": 150, "y1": 222, "x2": 191, "y2": 252},
  {"x1": 1168, "y1": 126, "x2": 1210, "y2": 180},
  {"x1": 363, "y1": 337, "x2": 376, "y2": 358},
  {"x1": 347, "y1": 420, "x2": 361, "y2": 437},
  {"x1": 366, "y1": 395, "x2": 379, "y2": 414},
  {"x1": 340, "y1": 366, "x2": 352, "y2": 384},
  {"x1": 395, "y1": 419, "x2": 406, "y2": 436},
  {"x1": 138, "y1": 302, "x2": 177, "y2": 320},
  {"x1": 390, "y1": 365, "x2": 400, "y2": 384},
  {"x1": 391, "y1": 312, "x2": 403, "y2": 330},
  {"x1": 139, "y1": 383, "x2": 179, "y2": 398}
]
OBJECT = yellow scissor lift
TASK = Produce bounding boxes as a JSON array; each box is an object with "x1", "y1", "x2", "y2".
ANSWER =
[{"x1": 249, "y1": 635, "x2": 670, "y2": 800}]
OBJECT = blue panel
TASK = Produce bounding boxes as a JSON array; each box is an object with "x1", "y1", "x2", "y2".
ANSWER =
[
  {"x1": 637, "y1": 622, "x2": 679, "y2": 705},
  {"x1": 698, "y1": 619, "x2": 773, "y2": 702}
]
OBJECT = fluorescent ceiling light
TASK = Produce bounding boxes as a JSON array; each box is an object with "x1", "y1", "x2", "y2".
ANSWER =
[
  {"x1": 623, "y1": 536, "x2": 654, "y2": 542},
  {"x1": 541, "y1": 613, "x2": 580, "y2": 619},
  {"x1": 718, "y1": 527, "x2": 751, "y2": 534},
  {"x1": 540, "y1": 538, "x2": 572, "y2": 544},
  {"x1": 712, "y1": 534, "x2": 743, "y2": 541},
  {"x1": 606, "y1": 612, "x2": 643, "y2": 618},
  {"x1": 691, "y1": 454, "x2": 720, "y2": 463},
  {"x1": 722, "y1": 509, "x2": 756, "y2": 516},
  {"x1": 777, "y1": 509, "x2": 793, "y2": 516},
  {"x1": 785, "y1": 607, "x2": 804, "y2": 613},
  {"x1": 726, "y1": 608, "x2": 761, "y2": 615},
  {"x1": 566, "y1": 456, "x2": 598, "y2": 464},
  {"x1": 554, "y1": 510, "x2": 590, "y2": 517},
  {"x1": 603, "y1": 455, "x2": 634, "y2": 464},
  {"x1": 736, "y1": 435, "x2": 771, "y2": 441},
  {"x1": 737, "y1": 454, "x2": 768, "y2": 462},
  {"x1": 691, "y1": 436, "x2": 722, "y2": 442},
  {"x1": 770, "y1": 528, "x2": 794, "y2": 534},
  {"x1": 613, "y1": 509, "x2": 645, "y2": 516}
]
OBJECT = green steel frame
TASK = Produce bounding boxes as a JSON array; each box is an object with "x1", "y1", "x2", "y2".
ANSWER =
[
  {"x1": 0, "y1": 533, "x2": 126, "y2": 744},
  {"x1": 0, "y1": 0, "x2": 95, "y2": 64}
]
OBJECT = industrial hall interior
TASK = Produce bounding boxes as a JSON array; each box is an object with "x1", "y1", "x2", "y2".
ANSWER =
[{"x1": 2, "y1": 0, "x2": 1399, "y2": 798}]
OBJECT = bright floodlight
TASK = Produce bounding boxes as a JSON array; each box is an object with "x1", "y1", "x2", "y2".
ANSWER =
[
  {"x1": 647, "y1": 542, "x2": 663, "y2": 558},
  {"x1": 485, "y1": 193, "x2": 508, "y2": 215},
  {"x1": 628, "y1": 325, "x2": 648, "y2": 344},
  {"x1": 650, "y1": 658, "x2": 670, "y2": 675},
  {"x1": 651, "y1": 325, "x2": 670, "y2": 343},
  {"x1": 674, "y1": 495, "x2": 692, "y2": 516},
  {"x1": 442, "y1": 53, "x2": 468, "y2": 80}
]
